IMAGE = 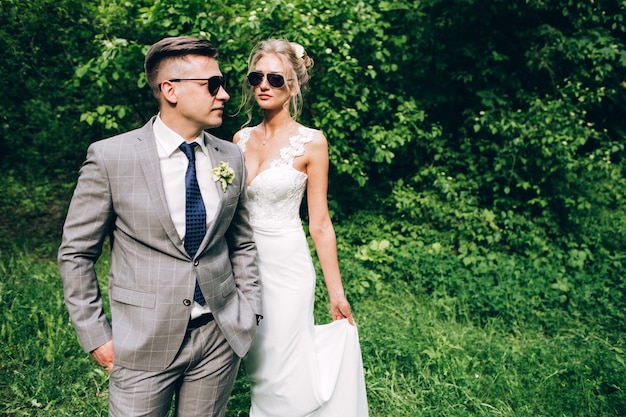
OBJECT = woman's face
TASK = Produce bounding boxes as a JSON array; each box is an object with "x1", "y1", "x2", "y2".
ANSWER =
[{"x1": 251, "y1": 53, "x2": 293, "y2": 111}]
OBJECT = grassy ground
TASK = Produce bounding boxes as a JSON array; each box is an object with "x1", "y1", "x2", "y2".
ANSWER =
[{"x1": 1, "y1": 248, "x2": 624, "y2": 416}]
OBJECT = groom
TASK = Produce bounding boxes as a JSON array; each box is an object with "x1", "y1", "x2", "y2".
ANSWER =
[{"x1": 58, "y1": 36, "x2": 262, "y2": 416}]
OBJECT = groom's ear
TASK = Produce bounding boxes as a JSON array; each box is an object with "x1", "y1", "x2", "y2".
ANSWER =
[{"x1": 159, "y1": 81, "x2": 179, "y2": 105}]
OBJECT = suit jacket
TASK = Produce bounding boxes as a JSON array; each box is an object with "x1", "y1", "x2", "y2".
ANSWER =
[{"x1": 58, "y1": 117, "x2": 262, "y2": 372}]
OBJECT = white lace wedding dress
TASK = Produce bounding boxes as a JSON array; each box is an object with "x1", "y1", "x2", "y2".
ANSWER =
[{"x1": 237, "y1": 126, "x2": 368, "y2": 417}]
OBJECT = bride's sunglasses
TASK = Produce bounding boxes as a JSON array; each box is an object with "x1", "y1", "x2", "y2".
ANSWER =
[
  {"x1": 164, "y1": 76, "x2": 226, "y2": 96},
  {"x1": 247, "y1": 71, "x2": 293, "y2": 89}
]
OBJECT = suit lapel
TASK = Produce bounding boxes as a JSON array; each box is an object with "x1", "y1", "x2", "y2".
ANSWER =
[
  {"x1": 135, "y1": 119, "x2": 187, "y2": 255},
  {"x1": 200, "y1": 132, "x2": 232, "y2": 250}
]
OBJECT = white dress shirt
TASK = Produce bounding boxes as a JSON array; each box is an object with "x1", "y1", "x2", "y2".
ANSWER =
[{"x1": 153, "y1": 115, "x2": 218, "y2": 318}]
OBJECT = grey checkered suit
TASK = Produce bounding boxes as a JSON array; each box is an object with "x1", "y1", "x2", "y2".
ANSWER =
[{"x1": 58, "y1": 117, "x2": 262, "y2": 372}]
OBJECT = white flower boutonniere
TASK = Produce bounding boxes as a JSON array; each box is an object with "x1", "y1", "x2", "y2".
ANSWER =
[{"x1": 212, "y1": 161, "x2": 235, "y2": 192}]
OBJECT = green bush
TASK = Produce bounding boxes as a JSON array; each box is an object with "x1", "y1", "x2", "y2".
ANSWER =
[
  {"x1": 335, "y1": 210, "x2": 626, "y2": 335},
  {"x1": 0, "y1": 173, "x2": 72, "y2": 252}
]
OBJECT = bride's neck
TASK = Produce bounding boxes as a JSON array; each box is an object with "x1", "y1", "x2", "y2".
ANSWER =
[{"x1": 262, "y1": 111, "x2": 293, "y2": 130}]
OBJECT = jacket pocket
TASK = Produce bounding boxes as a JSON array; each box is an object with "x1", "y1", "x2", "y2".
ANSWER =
[
  {"x1": 220, "y1": 275, "x2": 236, "y2": 298},
  {"x1": 110, "y1": 286, "x2": 156, "y2": 308}
]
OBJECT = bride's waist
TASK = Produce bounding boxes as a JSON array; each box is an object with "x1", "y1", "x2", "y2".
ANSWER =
[
  {"x1": 251, "y1": 218, "x2": 304, "y2": 232},
  {"x1": 249, "y1": 209, "x2": 302, "y2": 229}
]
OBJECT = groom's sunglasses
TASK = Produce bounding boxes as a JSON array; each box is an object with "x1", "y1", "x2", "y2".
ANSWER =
[
  {"x1": 164, "y1": 76, "x2": 226, "y2": 96},
  {"x1": 247, "y1": 71, "x2": 293, "y2": 89}
]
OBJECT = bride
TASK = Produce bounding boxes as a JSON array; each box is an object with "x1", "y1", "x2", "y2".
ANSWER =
[{"x1": 233, "y1": 39, "x2": 369, "y2": 417}]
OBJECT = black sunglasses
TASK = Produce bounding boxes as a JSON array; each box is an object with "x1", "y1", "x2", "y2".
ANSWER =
[
  {"x1": 247, "y1": 71, "x2": 293, "y2": 89},
  {"x1": 164, "y1": 76, "x2": 226, "y2": 96}
]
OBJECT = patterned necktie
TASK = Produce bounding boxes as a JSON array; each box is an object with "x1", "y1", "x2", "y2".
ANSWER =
[{"x1": 179, "y1": 142, "x2": 207, "y2": 305}]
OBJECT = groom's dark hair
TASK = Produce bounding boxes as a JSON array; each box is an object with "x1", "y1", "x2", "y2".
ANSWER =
[{"x1": 144, "y1": 36, "x2": 219, "y2": 96}]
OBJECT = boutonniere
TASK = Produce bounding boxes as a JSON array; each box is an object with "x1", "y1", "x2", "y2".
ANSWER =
[{"x1": 212, "y1": 161, "x2": 235, "y2": 192}]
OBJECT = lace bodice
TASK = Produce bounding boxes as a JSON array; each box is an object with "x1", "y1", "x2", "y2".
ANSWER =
[{"x1": 237, "y1": 126, "x2": 315, "y2": 229}]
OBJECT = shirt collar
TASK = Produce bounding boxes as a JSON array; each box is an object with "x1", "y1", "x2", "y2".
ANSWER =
[{"x1": 153, "y1": 114, "x2": 208, "y2": 157}]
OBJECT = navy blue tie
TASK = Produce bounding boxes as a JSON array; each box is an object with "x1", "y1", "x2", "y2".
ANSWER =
[{"x1": 179, "y1": 142, "x2": 207, "y2": 305}]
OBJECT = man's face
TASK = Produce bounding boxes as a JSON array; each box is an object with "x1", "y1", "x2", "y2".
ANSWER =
[{"x1": 161, "y1": 55, "x2": 230, "y2": 132}]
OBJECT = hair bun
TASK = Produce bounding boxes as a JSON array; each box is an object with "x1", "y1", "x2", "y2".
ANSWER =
[
  {"x1": 290, "y1": 42, "x2": 305, "y2": 59},
  {"x1": 290, "y1": 42, "x2": 313, "y2": 68}
]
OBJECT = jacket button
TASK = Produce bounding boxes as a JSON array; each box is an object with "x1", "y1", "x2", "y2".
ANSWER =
[
  {"x1": 193, "y1": 260, "x2": 199, "y2": 266},
  {"x1": 183, "y1": 299, "x2": 192, "y2": 306}
]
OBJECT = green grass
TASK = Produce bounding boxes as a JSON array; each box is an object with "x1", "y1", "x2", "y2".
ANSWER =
[
  {"x1": 357, "y1": 292, "x2": 626, "y2": 416},
  {"x1": 1, "y1": 247, "x2": 624, "y2": 416}
]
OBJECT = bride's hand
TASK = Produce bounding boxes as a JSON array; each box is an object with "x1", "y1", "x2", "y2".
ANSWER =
[{"x1": 330, "y1": 298, "x2": 355, "y2": 325}]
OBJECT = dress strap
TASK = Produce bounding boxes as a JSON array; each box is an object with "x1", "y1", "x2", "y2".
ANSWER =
[
  {"x1": 272, "y1": 127, "x2": 315, "y2": 168},
  {"x1": 236, "y1": 127, "x2": 253, "y2": 152}
]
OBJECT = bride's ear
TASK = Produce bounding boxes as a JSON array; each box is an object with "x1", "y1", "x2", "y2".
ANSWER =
[{"x1": 290, "y1": 84, "x2": 301, "y2": 97}]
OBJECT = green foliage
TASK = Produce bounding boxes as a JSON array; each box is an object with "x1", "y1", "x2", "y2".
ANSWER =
[
  {"x1": 336, "y1": 211, "x2": 626, "y2": 336},
  {"x1": 0, "y1": 0, "x2": 101, "y2": 173},
  {"x1": 0, "y1": 172, "x2": 73, "y2": 252},
  {"x1": 424, "y1": 0, "x2": 626, "y2": 248},
  {"x1": 2, "y1": 245, "x2": 625, "y2": 416},
  {"x1": 3, "y1": 0, "x2": 625, "y2": 259}
]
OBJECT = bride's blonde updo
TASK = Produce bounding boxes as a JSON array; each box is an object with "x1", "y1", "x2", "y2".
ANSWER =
[{"x1": 239, "y1": 39, "x2": 314, "y2": 126}]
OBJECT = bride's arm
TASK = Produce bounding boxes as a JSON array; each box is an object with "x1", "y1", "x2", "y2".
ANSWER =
[{"x1": 305, "y1": 132, "x2": 355, "y2": 325}]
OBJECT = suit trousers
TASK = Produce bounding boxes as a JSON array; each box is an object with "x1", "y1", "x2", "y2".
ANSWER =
[{"x1": 108, "y1": 319, "x2": 240, "y2": 417}]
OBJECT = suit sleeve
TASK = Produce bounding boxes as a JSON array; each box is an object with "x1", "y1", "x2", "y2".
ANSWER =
[
  {"x1": 58, "y1": 143, "x2": 114, "y2": 353},
  {"x1": 225, "y1": 148, "x2": 262, "y2": 317}
]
